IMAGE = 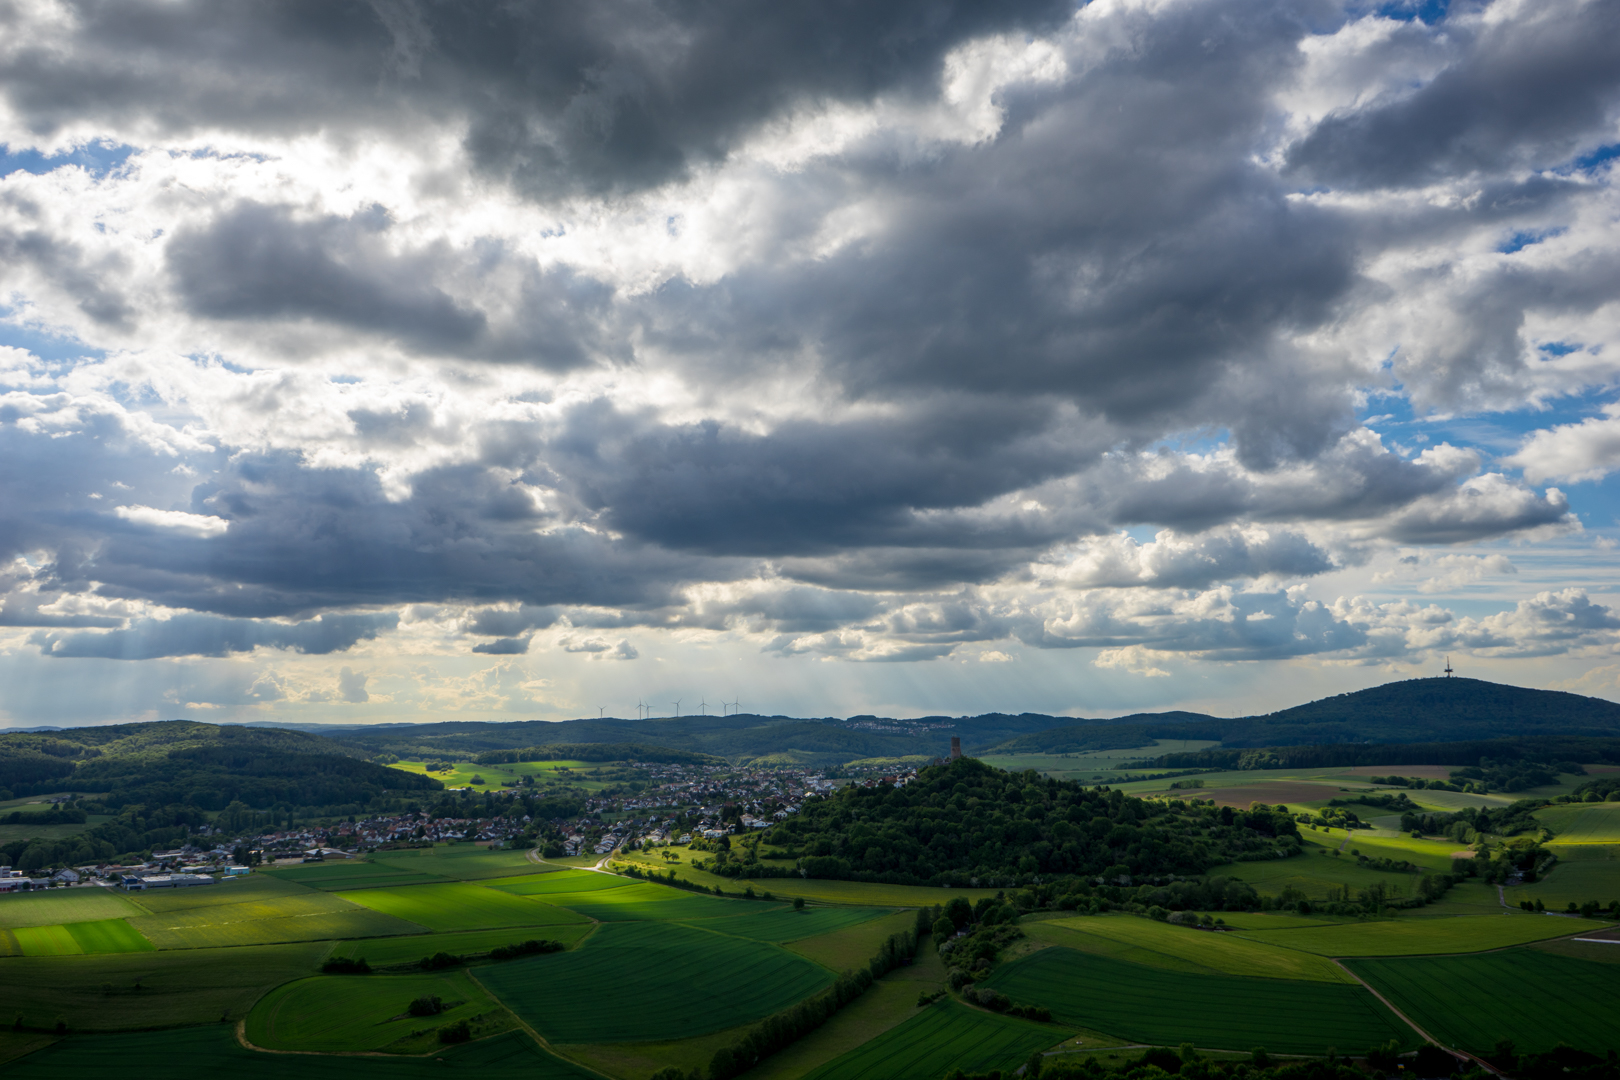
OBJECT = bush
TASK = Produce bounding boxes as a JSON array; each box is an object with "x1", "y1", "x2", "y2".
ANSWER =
[
  {"x1": 320, "y1": 956, "x2": 371, "y2": 974},
  {"x1": 437, "y1": 1019, "x2": 471, "y2": 1044},
  {"x1": 408, "y1": 995, "x2": 444, "y2": 1017},
  {"x1": 488, "y1": 939, "x2": 563, "y2": 961},
  {"x1": 419, "y1": 951, "x2": 463, "y2": 970}
]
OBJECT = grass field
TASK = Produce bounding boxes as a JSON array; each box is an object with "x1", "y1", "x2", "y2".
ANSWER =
[
  {"x1": 1540, "y1": 802, "x2": 1620, "y2": 845},
  {"x1": 123, "y1": 874, "x2": 306, "y2": 912},
  {"x1": 788, "y1": 910, "x2": 923, "y2": 972},
  {"x1": 682, "y1": 904, "x2": 892, "y2": 944},
  {"x1": 800, "y1": 998, "x2": 1062, "y2": 1080},
  {"x1": 247, "y1": 969, "x2": 507, "y2": 1052},
  {"x1": 480, "y1": 919, "x2": 834, "y2": 1043},
  {"x1": 1230, "y1": 913, "x2": 1613, "y2": 956},
  {"x1": 1505, "y1": 858, "x2": 1620, "y2": 909},
  {"x1": 261, "y1": 861, "x2": 449, "y2": 891},
  {"x1": 543, "y1": 882, "x2": 770, "y2": 922},
  {"x1": 335, "y1": 881, "x2": 587, "y2": 931},
  {"x1": 1041, "y1": 916, "x2": 1356, "y2": 982},
  {"x1": 985, "y1": 947, "x2": 1414, "y2": 1054},
  {"x1": 12, "y1": 919, "x2": 153, "y2": 956},
  {"x1": 612, "y1": 851, "x2": 1000, "y2": 907},
  {"x1": 5, "y1": 1025, "x2": 597, "y2": 1078},
  {"x1": 389, "y1": 760, "x2": 606, "y2": 792},
  {"x1": 0, "y1": 941, "x2": 331, "y2": 1030},
  {"x1": 1350, "y1": 948, "x2": 1620, "y2": 1054},
  {"x1": 325, "y1": 923, "x2": 596, "y2": 967},
  {"x1": 368, "y1": 844, "x2": 559, "y2": 882},
  {"x1": 0, "y1": 889, "x2": 145, "y2": 929},
  {"x1": 1214, "y1": 840, "x2": 1440, "y2": 900},
  {"x1": 128, "y1": 888, "x2": 426, "y2": 949},
  {"x1": 484, "y1": 869, "x2": 632, "y2": 895}
]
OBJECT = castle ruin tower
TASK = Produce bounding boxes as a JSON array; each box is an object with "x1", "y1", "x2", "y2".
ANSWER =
[{"x1": 950, "y1": 736, "x2": 962, "y2": 760}]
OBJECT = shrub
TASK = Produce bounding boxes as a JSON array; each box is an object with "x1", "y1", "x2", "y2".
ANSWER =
[
  {"x1": 419, "y1": 951, "x2": 463, "y2": 970},
  {"x1": 488, "y1": 939, "x2": 563, "y2": 961},
  {"x1": 437, "y1": 1019, "x2": 471, "y2": 1044},
  {"x1": 408, "y1": 995, "x2": 445, "y2": 1017},
  {"x1": 320, "y1": 957, "x2": 371, "y2": 974}
]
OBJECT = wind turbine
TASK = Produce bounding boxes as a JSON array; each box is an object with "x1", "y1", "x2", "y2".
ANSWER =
[
  {"x1": 635, "y1": 699, "x2": 646, "y2": 719},
  {"x1": 672, "y1": 700, "x2": 681, "y2": 718},
  {"x1": 699, "y1": 699, "x2": 708, "y2": 716},
  {"x1": 598, "y1": 706, "x2": 605, "y2": 718}
]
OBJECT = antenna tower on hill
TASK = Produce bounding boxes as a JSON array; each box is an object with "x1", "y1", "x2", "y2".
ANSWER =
[{"x1": 1444, "y1": 656, "x2": 1454, "y2": 678}]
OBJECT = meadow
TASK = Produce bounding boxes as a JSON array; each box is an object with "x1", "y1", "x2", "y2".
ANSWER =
[
  {"x1": 262, "y1": 860, "x2": 450, "y2": 891},
  {"x1": 335, "y1": 881, "x2": 587, "y2": 931},
  {"x1": 1539, "y1": 802, "x2": 1620, "y2": 845},
  {"x1": 478, "y1": 919, "x2": 834, "y2": 1044},
  {"x1": 389, "y1": 760, "x2": 605, "y2": 792},
  {"x1": 485, "y1": 869, "x2": 632, "y2": 894},
  {"x1": 1229, "y1": 913, "x2": 1613, "y2": 956},
  {"x1": 799, "y1": 998, "x2": 1062, "y2": 1080},
  {"x1": 541, "y1": 881, "x2": 768, "y2": 922},
  {"x1": 5, "y1": 1025, "x2": 597, "y2": 1079},
  {"x1": 128, "y1": 888, "x2": 425, "y2": 949},
  {"x1": 325, "y1": 922, "x2": 596, "y2": 967},
  {"x1": 247, "y1": 969, "x2": 507, "y2": 1052},
  {"x1": 614, "y1": 849, "x2": 999, "y2": 907},
  {"x1": 985, "y1": 946, "x2": 1415, "y2": 1054},
  {"x1": 681, "y1": 904, "x2": 891, "y2": 943},
  {"x1": 787, "y1": 910, "x2": 923, "y2": 971},
  {"x1": 1350, "y1": 948, "x2": 1620, "y2": 1053},
  {"x1": 11, "y1": 919, "x2": 152, "y2": 956},
  {"x1": 367, "y1": 844, "x2": 560, "y2": 881},
  {"x1": 0, "y1": 888, "x2": 144, "y2": 929},
  {"x1": 1504, "y1": 856, "x2": 1620, "y2": 909}
]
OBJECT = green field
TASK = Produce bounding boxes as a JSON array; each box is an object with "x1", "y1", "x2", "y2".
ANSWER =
[
  {"x1": 1231, "y1": 913, "x2": 1613, "y2": 956},
  {"x1": 0, "y1": 942, "x2": 331, "y2": 1030},
  {"x1": 262, "y1": 861, "x2": 449, "y2": 891},
  {"x1": 479, "y1": 919, "x2": 834, "y2": 1044},
  {"x1": 325, "y1": 923, "x2": 596, "y2": 967},
  {"x1": 1505, "y1": 857, "x2": 1620, "y2": 909},
  {"x1": 1040, "y1": 916, "x2": 1355, "y2": 982},
  {"x1": 367, "y1": 844, "x2": 559, "y2": 882},
  {"x1": 390, "y1": 760, "x2": 605, "y2": 792},
  {"x1": 1350, "y1": 948, "x2": 1620, "y2": 1054},
  {"x1": 801, "y1": 998, "x2": 1061, "y2": 1080},
  {"x1": 682, "y1": 905, "x2": 892, "y2": 944},
  {"x1": 543, "y1": 882, "x2": 768, "y2": 922},
  {"x1": 1540, "y1": 802, "x2": 1620, "y2": 845},
  {"x1": 247, "y1": 969, "x2": 505, "y2": 1052},
  {"x1": 336, "y1": 881, "x2": 586, "y2": 931},
  {"x1": 612, "y1": 851, "x2": 1000, "y2": 907},
  {"x1": 985, "y1": 947, "x2": 1414, "y2": 1054},
  {"x1": 484, "y1": 869, "x2": 632, "y2": 895},
  {"x1": 5, "y1": 1024, "x2": 597, "y2": 1078},
  {"x1": 125, "y1": 875, "x2": 305, "y2": 912},
  {"x1": 1216, "y1": 838, "x2": 1448, "y2": 900},
  {"x1": 0, "y1": 889, "x2": 145, "y2": 929},
  {"x1": 128, "y1": 889, "x2": 426, "y2": 949},
  {"x1": 13, "y1": 919, "x2": 153, "y2": 956}
]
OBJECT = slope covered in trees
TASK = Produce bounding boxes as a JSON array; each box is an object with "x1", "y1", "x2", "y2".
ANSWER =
[{"x1": 754, "y1": 758, "x2": 1299, "y2": 887}]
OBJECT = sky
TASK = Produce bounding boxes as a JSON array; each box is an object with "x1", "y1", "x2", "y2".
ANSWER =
[{"x1": 2, "y1": 0, "x2": 1620, "y2": 728}]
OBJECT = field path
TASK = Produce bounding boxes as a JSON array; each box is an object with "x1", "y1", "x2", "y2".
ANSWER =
[
  {"x1": 1331, "y1": 961, "x2": 1502, "y2": 1076},
  {"x1": 464, "y1": 968, "x2": 616, "y2": 1080}
]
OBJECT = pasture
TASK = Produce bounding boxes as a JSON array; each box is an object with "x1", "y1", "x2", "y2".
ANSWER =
[
  {"x1": 0, "y1": 941, "x2": 331, "y2": 1030},
  {"x1": 335, "y1": 881, "x2": 586, "y2": 931},
  {"x1": 1540, "y1": 802, "x2": 1620, "y2": 845},
  {"x1": 682, "y1": 904, "x2": 892, "y2": 943},
  {"x1": 0, "y1": 888, "x2": 144, "y2": 929},
  {"x1": 128, "y1": 889, "x2": 425, "y2": 949},
  {"x1": 1230, "y1": 913, "x2": 1613, "y2": 956},
  {"x1": 247, "y1": 969, "x2": 505, "y2": 1052},
  {"x1": 479, "y1": 919, "x2": 834, "y2": 1044},
  {"x1": 4, "y1": 1025, "x2": 597, "y2": 1079},
  {"x1": 1505, "y1": 857, "x2": 1620, "y2": 909},
  {"x1": 484, "y1": 869, "x2": 632, "y2": 894},
  {"x1": 1040, "y1": 915, "x2": 1355, "y2": 982},
  {"x1": 985, "y1": 947, "x2": 1414, "y2": 1054},
  {"x1": 262, "y1": 861, "x2": 449, "y2": 891},
  {"x1": 1216, "y1": 841, "x2": 1440, "y2": 900},
  {"x1": 326, "y1": 922, "x2": 595, "y2": 967},
  {"x1": 1350, "y1": 948, "x2": 1620, "y2": 1054},
  {"x1": 800, "y1": 998, "x2": 1062, "y2": 1080}
]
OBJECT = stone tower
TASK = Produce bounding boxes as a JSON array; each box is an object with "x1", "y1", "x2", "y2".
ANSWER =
[{"x1": 950, "y1": 736, "x2": 962, "y2": 760}]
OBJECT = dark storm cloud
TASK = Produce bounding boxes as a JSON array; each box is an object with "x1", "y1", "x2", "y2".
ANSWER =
[
  {"x1": 33, "y1": 610, "x2": 398, "y2": 659},
  {"x1": 0, "y1": 0, "x2": 1073, "y2": 196},
  {"x1": 471, "y1": 636, "x2": 531, "y2": 655},
  {"x1": 1286, "y1": 2, "x2": 1620, "y2": 190}
]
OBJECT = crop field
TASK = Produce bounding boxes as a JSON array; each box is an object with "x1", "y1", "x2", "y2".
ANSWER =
[
  {"x1": 247, "y1": 969, "x2": 503, "y2": 1052},
  {"x1": 128, "y1": 890, "x2": 426, "y2": 949},
  {"x1": 1231, "y1": 913, "x2": 1613, "y2": 956},
  {"x1": 389, "y1": 759, "x2": 605, "y2": 792},
  {"x1": 1326, "y1": 832, "x2": 1465, "y2": 871},
  {"x1": 479, "y1": 919, "x2": 834, "y2": 1043},
  {"x1": 367, "y1": 844, "x2": 557, "y2": 882},
  {"x1": 1350, "y1": 948, "x2": 1620, "y2": 1053},
  {"x1": 5, "y1": 1025, "x2": 597, "y2": 1079},
  {"x1": 1041, "y1": 916, "x2": 1355, "y2": 982},
  {"x1": 682, "y1": 904, "x2": 892, "y2": 943},
  {"x1": 484, "y1": 869, "x2": 632, "y2": 894},
  {"x1": 126, "y1": 874, "x2": 308, "y2": 912},
  {"x1": 262, "y1": 861, "x2": 449, "y2": 891},
  {"x1": 0, "y1": 889, "x2": 145, "y2": 929},
  {"x1": 542, "y1": 881, "x2": 767, "y2": 921},
  {"x1": 325, "y1": 922, "x2": 596, "y2": 967},
  {"x1": 985, "y1": 947, "x2": 1414, "y2": 1054},
  {"x1": 787, "y1": 910, "x2": 923, "y2": 971},
  {"x1": 612, "y1": 851, "x2": 1000, "y2": 907},
  {"x1": 12, "y1": 919, "x2": 153, "y2": 956},
  {"x1": 0, "y1": 941, "x2": 331, "y2": 1030},
  {"x1": 336, "y1": 881, "x2": 585, "y2": 931},
  {"x1": 1216, "y1": 843, "x2": 1438, "y2": 899},
  {"x1": 801, "y1": 998, "x2": 1062, "y2": 1080},
  {"x1": 1540, "y1": 802, "x2": 1620, "y2": 845}
]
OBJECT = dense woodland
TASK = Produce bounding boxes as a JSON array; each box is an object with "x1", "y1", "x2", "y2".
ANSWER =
[{"x1": 751, "y1": 758, "x2": 1299, "y2": 886}]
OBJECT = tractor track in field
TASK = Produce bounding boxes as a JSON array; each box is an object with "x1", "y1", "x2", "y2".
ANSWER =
[{"x1": 1333, "y1": 961, "x2": 1503, "y2": 1076}]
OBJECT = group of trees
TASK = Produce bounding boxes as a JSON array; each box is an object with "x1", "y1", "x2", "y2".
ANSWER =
[
  {"x1": 755, "y1": 759, "x2": 1299, "y2": 887},
  {"x1": 1397, "y1": 801, "x2": 1549, "y2": 843}
]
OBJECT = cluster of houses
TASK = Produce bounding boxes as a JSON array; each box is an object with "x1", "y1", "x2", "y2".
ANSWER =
[{"x1": 0, "y1": 849, "x2": 252, "y2": 892}]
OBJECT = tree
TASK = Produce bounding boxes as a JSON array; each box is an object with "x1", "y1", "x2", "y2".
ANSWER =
[{"x1": 793, "y1": 896, "x2": 805, "y2": 911}]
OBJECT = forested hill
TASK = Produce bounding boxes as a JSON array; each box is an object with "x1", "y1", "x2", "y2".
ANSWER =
[
  {"x1": 986, "y1": 678, "x2": 1620, "y2": 754},
  {"x1": 750, "y1": 757, "x2": 1299, "y2": 887},
  {"x1": 0, "y1": 721, "x2": 442, "y2": 807}
]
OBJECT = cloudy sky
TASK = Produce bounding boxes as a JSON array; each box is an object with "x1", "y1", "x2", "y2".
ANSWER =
[{"x1": 2, "y1": 0, "x2": 1620, "y2": 728}]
